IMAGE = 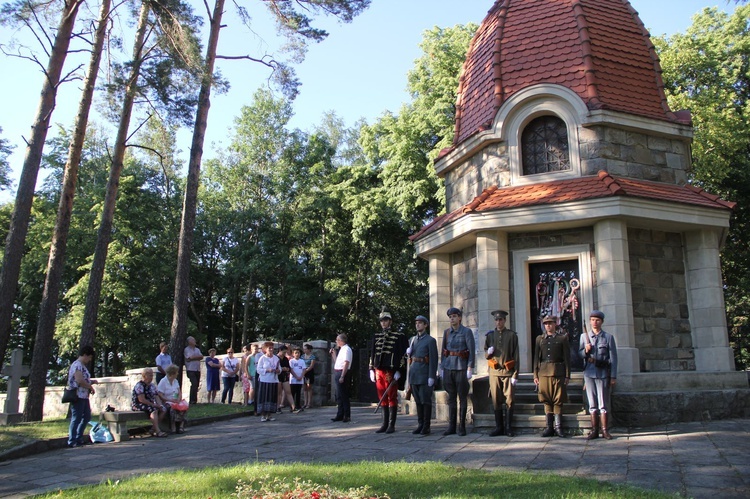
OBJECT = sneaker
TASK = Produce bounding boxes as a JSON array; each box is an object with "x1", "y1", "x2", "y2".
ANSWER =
[
  {"x1": 267, "y1": 417, "x2": 276, "y2": 422},
  {"x1": 261, "y1": 417, "x2": 268, "y2": 422},
  {"x1": 276, "y1": 408, "x2": 283, "y2": 414},
  {"x1": 292, "y1": 408, "x2": 301, "y2": 414}
]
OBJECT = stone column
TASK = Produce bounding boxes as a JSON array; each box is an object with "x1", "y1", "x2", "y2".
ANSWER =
[
  {"x1": 684, "y1": 229, "x2": 735, "y2": 371},
  {"x1": 429, "y1": 254, "x2": 452, "y2": 346},
  {"x1": 594, "y1": 219, "x2": 639, "y2": 374},
  {"x1": 476, "y1": 231, "x2": 509, "y2": 374}
]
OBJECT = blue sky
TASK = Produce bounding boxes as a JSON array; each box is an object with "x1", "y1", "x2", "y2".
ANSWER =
[{"x1": 0, "y1": 0, "x2": 736, "y2": 201}]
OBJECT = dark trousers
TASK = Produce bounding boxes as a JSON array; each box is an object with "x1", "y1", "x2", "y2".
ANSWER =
[
  {"x1": 221, "y1": 376, "x2": 236, "y2": 404},
  {"x1": 291, "y1": 383, "x2": 302, "y2": 408},
  {"x1": 334, "y1": 369, "x2": 351, "y2": 419},
  {"x1": 443, "y1": 368, "x2": 469, "y2": 412},
  {"x1": 187, "y1": 370, "x2": 200, "y2": 404}
]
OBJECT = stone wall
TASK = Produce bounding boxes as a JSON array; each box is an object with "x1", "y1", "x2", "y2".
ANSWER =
[
  {"x1": 578, "y1": 125, "x2": 689, "y2": 184},
  {"x1": 445, "y1": 143, "x2": 509, "y2": 213},
  {"x1": 0, "y1": 342, "x2": 334, "y2": 420},
  {"x1": 451, "y1": 246, "x2": 478, "y2": 328},
  {"x1": 628, "y1": 228, "x2": 694, "y2": 372}
]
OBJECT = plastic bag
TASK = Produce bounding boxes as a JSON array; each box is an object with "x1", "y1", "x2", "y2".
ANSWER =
[
  {"x1": 89, "y1": 421, "x2": 114, "y2": 443},
  {"x1": 170, "y1": 399, "x2": 189, "y2": 412}
]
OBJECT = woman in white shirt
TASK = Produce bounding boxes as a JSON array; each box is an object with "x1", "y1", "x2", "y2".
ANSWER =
[
  {"x1": 157, "y1": 364, "x2": 188, "y2": 433},
  {"x1": 256, "y1": 342, "x2": 280, "y2": 422},
  {"x1": 220, "y1": 348, "x2": 240, "y2": 404}
]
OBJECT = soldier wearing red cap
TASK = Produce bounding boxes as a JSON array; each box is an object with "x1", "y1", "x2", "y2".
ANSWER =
[
  {"x1": 369, "y1": 309, "x2": 408, "y2": 434},
  {"x1": 533, "y1": 315, "x2": 571, "y2": 437},
  {"x1": 484, "y1": 309, "x2": 519, "y2": 437},
  {"x1": 580, "y1": 310, "x2": 618, "y2": 440}
]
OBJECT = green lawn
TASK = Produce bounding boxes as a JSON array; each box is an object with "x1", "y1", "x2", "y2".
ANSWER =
[
  {"x1": 34, "y1": 461, "x2": 673, "y2": 498},
  {"x1": 0, "y1": 403, "x2": 250, "y2": 453}
]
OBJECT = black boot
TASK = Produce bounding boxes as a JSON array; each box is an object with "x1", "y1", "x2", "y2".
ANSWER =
[
  {"x1": 412, "y1": 404, "x2": 424, "y2": 434},
  {"x1": 489, "y1": 410, "x2": 504, "y2": 437},
  {"x1": 375, "y1": 407, "x2": 389, "y2": 433},
  {"x1": 505, "y1": 406, "x2": 514, "y2": 437},
  {"x1": 458, "y1": 406, "x2": 467, "y2": 436},
  {"x1": 541, "y1": 413, "x2": 555, "y2": 437},
  {"x1": 586, "y1": 411, "x2": 599, "y2": 440},
  {"x1": 600, "y1": 412, "x2": 612, "y2": 440},
  {"x1": 421, "y1": 404, "x2": 432, "y2": 435},
  {"x1": 386, "y1": 406, "x2": 397, "y2": 434},
  {"x1": 443, "y1": 405, "x2": 457, "y2": 436},
  {"x1": 554, "y1": 413, "x2": 564, "y2": 437}
]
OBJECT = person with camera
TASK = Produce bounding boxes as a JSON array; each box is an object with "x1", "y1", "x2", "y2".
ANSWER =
[
  {"x1": 484, "y1": 309, "x2": 519, "y2": 437},
  {"x1": 533, "y1": 315, "x2": 570, "y2": 438},
  {"x1": 580, "y1": 310, "x2": 618, "y2": 440}
]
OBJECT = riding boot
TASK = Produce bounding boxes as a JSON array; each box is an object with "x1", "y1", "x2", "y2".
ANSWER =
[
  {"x1": 385, "y1": 406, "x2": 397, "y2": 434},
  {"x1": 458, "y1": 405, "x2": 467, "y2": 436},
  {"x1": 541, "y1": 413, "x2": 555, "y2": 437},
  {"x1": 505, "y1": 406, "x2": 514, "y2": 437},
  {"x1": 443, "y1": 405, "x2": 457, "y2": 436},
  {"x1": 489, "y1": 409, "x2": 504, "y2": 437},
  {"x1": 413, "y1": 404, "x2": 424, "y2": 434},
  {"x1": 586, "y1": 410, "x2": 599, "y2": 440},
  {"x1": 375, "y1": 407, "x2": 389, "y2": 433},
  {"x1": 421, "y1": 404, "x2": 432, "y2": 435},
  {"x1": 600, "y1": 412, "x2": 612, "y2": 440},
  {"x1": 554, "y1": 413, "x2": 564, "y2": 437}
]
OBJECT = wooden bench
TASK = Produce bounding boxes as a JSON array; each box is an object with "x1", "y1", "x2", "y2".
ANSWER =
[{"x1": 102, "y1": 410, "x2": 151, "y2": 442}]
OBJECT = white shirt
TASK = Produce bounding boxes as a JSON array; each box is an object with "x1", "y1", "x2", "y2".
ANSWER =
[
  {"x1": 334, "y1": 344, "x2": 352, "y2": 370},
  {"x1": 157, "y1": 376, "x2": 181, "y2": 402},
  {"x1": 257, "y1": 354, "x2": 280, "y2": 383},
  {"x1": 289, "y1": 358, "x2": 306, "y2": 384}
]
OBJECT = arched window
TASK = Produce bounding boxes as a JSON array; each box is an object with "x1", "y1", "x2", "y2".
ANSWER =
[{"x1": 521, "y1": 116, "x2": 570, "y2": 176}]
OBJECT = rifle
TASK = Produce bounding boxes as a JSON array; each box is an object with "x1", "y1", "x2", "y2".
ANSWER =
[{"x1": 373, "y1": 377, "x2": 398, "y2": 413}]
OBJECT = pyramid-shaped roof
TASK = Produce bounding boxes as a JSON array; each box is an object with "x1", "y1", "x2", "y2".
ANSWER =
[{"x1": 453, "y1": 0, "x2": 688, "y2": 147}]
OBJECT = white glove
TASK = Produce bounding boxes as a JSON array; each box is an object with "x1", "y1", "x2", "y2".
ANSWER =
[
  {"x1": 394, "y1": 371, "x2": 401, "y2": 381},
  {"x1": 406, "y1": 347, "x2": 412, "y2": 355},
  {"x1": 510, "y1": 378, "x2": 517, "y2": 386},
  {"x1": 369, "y1": 370, "x2": 376, "y2": 383},
  {"x1": 487, "y1": 346, "x2": 494, "y2": 355},
  {"x1": 466, "y1": 368, "x2": 472, "y2": 380},
  {"x1": 428, "y1": 378, "x2": 434, "y2": 387}
]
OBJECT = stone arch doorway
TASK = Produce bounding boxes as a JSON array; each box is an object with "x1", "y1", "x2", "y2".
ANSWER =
[{"x1": 528, "y1": 259, "x2": 584, "y2": 370}]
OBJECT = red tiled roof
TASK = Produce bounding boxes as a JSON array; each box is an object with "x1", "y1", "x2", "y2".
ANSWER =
[
  {"x1": 410, "y1": 171, "x2": 735, "y2": 241},
  {"x1": 453, "y1": 0, "x2": 686, "y2": 147}
]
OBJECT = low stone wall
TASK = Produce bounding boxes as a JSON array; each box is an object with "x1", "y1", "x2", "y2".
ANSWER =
[
  {"x1": 1, "y1": 341, "x2": 335, "y2": 420},
  {"x1": 613, "y1": 389, "x2": 750, "y2": 426}
]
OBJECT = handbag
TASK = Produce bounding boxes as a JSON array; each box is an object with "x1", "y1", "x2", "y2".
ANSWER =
[{"x1": 61, "y1": 387, "x2": 78, "y2": 404}]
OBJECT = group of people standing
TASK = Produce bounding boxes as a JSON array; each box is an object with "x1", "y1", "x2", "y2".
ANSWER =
[{"x1": 361, "y1": 305, "x2": 618, "y2": 440}]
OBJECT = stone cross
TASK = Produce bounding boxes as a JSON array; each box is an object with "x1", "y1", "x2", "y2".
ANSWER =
[{"x1": 2, "y1": 349, "x2": 30, "y2": 414}]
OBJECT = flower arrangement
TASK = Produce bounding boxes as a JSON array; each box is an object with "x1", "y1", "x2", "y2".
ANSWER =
[{"x1": 236, "y1": 475, "x2": 389, "y2": 499}]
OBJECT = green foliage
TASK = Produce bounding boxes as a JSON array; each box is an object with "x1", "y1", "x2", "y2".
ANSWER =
[
  {"x1": 655, "y1": 6, "x2": 750, "y2": 366},
  {"x1": 0, "y1": 126, "x2": 12, "y2": 190}
]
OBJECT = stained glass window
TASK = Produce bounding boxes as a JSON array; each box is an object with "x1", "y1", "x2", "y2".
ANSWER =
[{"x1": 521, "y1": 116, "x2": 570, "y2": 175}]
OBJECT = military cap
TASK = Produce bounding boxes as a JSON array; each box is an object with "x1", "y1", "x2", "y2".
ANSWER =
[
  {"x1": 446, "y1": 307, "x2": 462, "y2": 317},
  {"x1": 589, "y1": 310, "x2": 605, "y2": 320},
  {"x1": 491, "y1": 310, "x2": 508, "y2": 319},
  {"x1": 542, "y1": 315, "x2": 556, "y2": 324},
  {"x1": 379, "y1": 310, "x2": 392, "y2": 320},
  {"x1": 415, "y1": 315, "x2": 429, "y2": 324}
]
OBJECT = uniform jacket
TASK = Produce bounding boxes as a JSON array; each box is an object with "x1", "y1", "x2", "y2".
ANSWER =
[
  {"x1": 533, "y1": 332, "x2": 571, "y2": 379},
  {"x1": 579, "y1": 329, "x2": 618, "y2": 379},
  {"x1": 440, "y1": 324, "x2": 476, "y2": 371},
  {"x1": 484, "y1": 328, "x2": 519, "y2": 379},
  {"x1": 369, "y1": 327, "x2": 408, "y2": 387},
  {"x1": 408, "y1": 332, "x2": 438, "y2": 385}
]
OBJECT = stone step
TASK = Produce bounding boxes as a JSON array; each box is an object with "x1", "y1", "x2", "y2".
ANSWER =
[{"x1": 472, "y1": 411, "x2": 592, "y2": 435}]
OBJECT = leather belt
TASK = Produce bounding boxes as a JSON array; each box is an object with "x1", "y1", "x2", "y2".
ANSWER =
[{"x1": 443, "y1": 349, "x2": 469, "y2": 359}]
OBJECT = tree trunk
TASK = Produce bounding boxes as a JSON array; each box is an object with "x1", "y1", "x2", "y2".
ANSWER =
[
  {"x1": 242, "y1": 274, "x2": 253, "y2": 346},
  {"x1": 79, "y1": 1, "x2": 150, "y2": 349},
  {"x1": 169, "y1": 0, "x2": 225, "y2": 367},
  {"x1": 0, "y1": 0, "x2": 84, "y2": 374},
  {"x1": 24, "y1": 0, "x2": 112, "y2": 423}
]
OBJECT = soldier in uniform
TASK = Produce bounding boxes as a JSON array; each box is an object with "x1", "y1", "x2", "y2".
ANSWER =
[
  {"x1": 580, "y1": 310, "x2": 618, "y2": 440},
  {"x1": 369, "y1": 310, "x2": 408, "y2": 434},
  {"x1": 440, "y1": 307, "x2": 475, "y2": 436},
  {"x1": 484, "y1": 310, "x2": 519, "y2": 437},
  {"x1": 533, "y1": 315, "x2": 571, "y2": 437},
  {"x1": 407, "y1": 315, "x2": 438, "y2": 435}
]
